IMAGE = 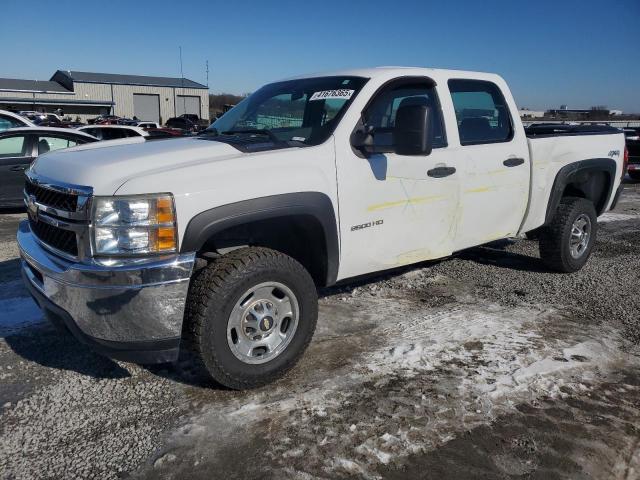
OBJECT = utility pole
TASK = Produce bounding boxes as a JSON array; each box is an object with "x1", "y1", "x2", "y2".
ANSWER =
[
  {"x1": 179, "y1": 46, "x2": 185, "y2": 114},
  {"x1": 206, "y1": 60, "x2": 209, "y2": 89}
]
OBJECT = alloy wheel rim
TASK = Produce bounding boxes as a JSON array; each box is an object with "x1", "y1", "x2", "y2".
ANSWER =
[
  {"x1": 569, "y1": 213, "x2": 592, "y2": 259},
  {"x1": 227, "y1": 282, "x2": 299, "y2": 364}
]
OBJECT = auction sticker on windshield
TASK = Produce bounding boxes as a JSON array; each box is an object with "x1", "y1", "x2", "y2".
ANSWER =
[{"x1": 309, "y1": 89, "x2": 354, "y2": 101}]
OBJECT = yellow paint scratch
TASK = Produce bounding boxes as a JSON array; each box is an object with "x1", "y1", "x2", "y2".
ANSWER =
[
  {"x1": 367, "y1": 195, "x2": 445, "y2": 212},
  {"x1": 464, "y1": 186, "x2": 495, "y2": 194}
]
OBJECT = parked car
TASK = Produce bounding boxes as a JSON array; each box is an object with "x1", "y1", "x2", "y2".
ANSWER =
[
  {"x1": 179, "y1": 114, "x2": 209, "y2": 130},
  {"x1": 87, "y1": 115, "x2": 120, "y2": 125},
  {"x1": 115, "y1": 117, "x2": 138, "y2": 126},
  {"x1": 136, "y1": 121, "x2": 160, "y2": 129},
  {"x1": 62, "y1": 120, "x2": 86, "y2": 128},
  {"x1": 77, "y1": 124, "x2": 177, "y2": 140},
  {"x1": 30, "y1": 114, "x2": 68, "y2": 128},
  {"x1": 0, "y1": 109, "x2": 35, "y2": 132},
  {"x1": 0, "y1": 127, "x2": 97, "y2": 207},
  {"x1": 623, "y1": 127, "x2": 640, "y2": 180},
  {"x1": 165, "y1": 116, "x2": 200, "y2": 133},
  {"x1": 148, "y1": 127, "x2": 185, "y2": 137},
  {"x1": 18, "y1": 67, "x2": 626, "y2": 390}
]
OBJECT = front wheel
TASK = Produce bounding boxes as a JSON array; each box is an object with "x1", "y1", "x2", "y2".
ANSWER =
[
  {"x1": 538, "y1": 197, "x2": 597, "y2": 272},
  {"x1": 183, "y1": 247, "x2": 318, "y2": 389}
]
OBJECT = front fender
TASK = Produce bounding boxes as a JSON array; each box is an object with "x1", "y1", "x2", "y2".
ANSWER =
[{"x1": 180, "y1": 192, "x2": 339, "y2": 285}]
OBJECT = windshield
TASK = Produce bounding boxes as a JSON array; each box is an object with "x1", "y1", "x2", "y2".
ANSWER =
[{"x1": 203, "y1": 76, "x2": 368, "y2": 147}]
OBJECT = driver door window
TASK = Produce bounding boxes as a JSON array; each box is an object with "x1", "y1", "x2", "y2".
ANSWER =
[
  {"x1": 363, "y1": 83, "x2": 446, "y2": 151},
  {"x1": 0, "y1": 135, "x2": 27, "y2": 157}
]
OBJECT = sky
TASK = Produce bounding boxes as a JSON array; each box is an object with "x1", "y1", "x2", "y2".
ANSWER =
[{"x1": 2, "y1": 0, "x2": 639, "y2": 112}]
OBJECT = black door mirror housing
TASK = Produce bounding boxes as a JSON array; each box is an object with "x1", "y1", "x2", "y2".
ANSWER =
[
  {"x1": 350, "y1": 124, "x2": 374, "y2": 150},
  {"x1": 393, "y1": 104, "x2": 433, "y2": 156}
]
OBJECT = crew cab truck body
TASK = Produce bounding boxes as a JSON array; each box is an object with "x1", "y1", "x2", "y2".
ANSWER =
[{"x1": 18, "y1": 67, "x2": 626, "y2": 389}]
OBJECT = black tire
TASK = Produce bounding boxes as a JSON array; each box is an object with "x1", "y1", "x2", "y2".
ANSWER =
[
  {"x1": 183, "y1": 247, "x2": 318, "y2": 389},
  {"x1": 539, "y1": 197, "x2": 597, "y2": 273},
  {"x1": 628, "y1": 171, "x2": 640, "y2": 181}
]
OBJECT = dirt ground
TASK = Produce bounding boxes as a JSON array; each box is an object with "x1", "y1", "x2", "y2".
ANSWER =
[{"x1": 1, "y1": 182, "x2": 639, "y2": 480}]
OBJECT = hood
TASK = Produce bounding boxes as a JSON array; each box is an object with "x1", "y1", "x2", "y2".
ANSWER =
[{"x1": 30, "y1": 138, "x2": 243, "y2": 195}]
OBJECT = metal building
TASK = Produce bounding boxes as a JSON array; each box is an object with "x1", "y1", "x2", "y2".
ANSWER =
[{"x1": 0, "y1": 70, "x2": 209, "y2": 124}]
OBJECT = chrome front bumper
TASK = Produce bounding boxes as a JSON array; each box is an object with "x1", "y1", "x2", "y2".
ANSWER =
[{"x1": 18, "y1": 219, "x2": 195, "y2": 363}]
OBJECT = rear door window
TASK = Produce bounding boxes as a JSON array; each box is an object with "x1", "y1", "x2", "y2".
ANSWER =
[
  {"x1": 0, "y1": 135, "x2": 27, "y2": 157},
  {"x1": 448, "y1": 79, "x2": 513, "y2": 145}
]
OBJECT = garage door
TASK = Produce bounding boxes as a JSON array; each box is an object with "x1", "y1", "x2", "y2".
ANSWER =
[
  {"x1": 176, "y1": 95, "x2": 201, "y2": 117},
  {"x1": 133, "y1": 94, "x2": 160, "y2": 123}
]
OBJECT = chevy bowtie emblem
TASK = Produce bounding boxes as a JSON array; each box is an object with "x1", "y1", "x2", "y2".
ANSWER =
[{"x1": 27, "y1": 194, "x2": 38, "y2": 221}]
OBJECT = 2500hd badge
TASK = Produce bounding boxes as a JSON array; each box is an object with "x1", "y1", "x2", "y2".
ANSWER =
[{"x1": 351, "y1": 219, "x2": 384, "y2": 231}]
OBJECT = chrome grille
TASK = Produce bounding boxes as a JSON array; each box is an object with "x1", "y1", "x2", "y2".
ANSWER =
[
  {"x1": 24, "y1": 180, "x2": 78, "y2": 211},
  {"x1": 28, "y1": 217, "x2": 78, "y2": 256},
  {"x1": 24, "y1": 172, "x2": 93, "y2": 260}
]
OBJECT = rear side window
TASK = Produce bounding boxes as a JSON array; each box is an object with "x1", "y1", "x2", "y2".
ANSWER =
[
  {"x1": 448, "y1": 79, "x2": 513, "y2": 145},
  {"x1": 363, "y1": 82, "x2": 446, "y2": 150},
  {"x1": 82, "y1": 128, "x2": 99, "y2": 138},
  {"x1": 124, "y1": 129, "x2": 142, "y2": 137},
  {"x1": 37, "y1": 136, "x2": 80, "y2": 155},
  {"x1": 100, "y1": 128, "x2": 128, "y2": 140}
]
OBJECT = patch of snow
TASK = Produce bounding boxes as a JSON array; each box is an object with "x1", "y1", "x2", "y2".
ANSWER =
[
  {"x1": 598, "y1": 212, "x2": 638, "y2": 223},
  {"x1": 161, "y1": 298, "x2": 638, "y2": 478}
]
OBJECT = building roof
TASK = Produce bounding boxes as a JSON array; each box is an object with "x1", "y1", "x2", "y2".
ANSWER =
[
  {"x1": 52, "y1": 70, "x2": 208, "y2": 89},
  {"x1": 0, "y1": 78, "x2": 71, "y2": 93},
  {"x1": 0, "y1": 97, "x2": 114, "y2": 107}
]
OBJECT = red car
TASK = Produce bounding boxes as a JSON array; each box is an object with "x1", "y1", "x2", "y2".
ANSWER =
[{"x1": 146, "y1": 127, "x2": 184, "y2": 137}]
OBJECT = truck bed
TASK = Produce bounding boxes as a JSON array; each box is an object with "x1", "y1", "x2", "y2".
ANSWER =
[
  {"x1": 520, "y1": 128, "x2": 625, "y2": 233},
  {"x1": 525, "y1": 123, "x2": 621, "y2": 138}
]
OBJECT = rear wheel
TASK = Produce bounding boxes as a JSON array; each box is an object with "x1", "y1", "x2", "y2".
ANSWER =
[
  {"x1": 183, "y1": 247, "x2": 318, "y2": 389},
  {"x1": 628, "y1": 171, "x2": 640, "y2": 181},
  {"x1": 539, "y1": 197, "x2": 597, "y2": 272}
]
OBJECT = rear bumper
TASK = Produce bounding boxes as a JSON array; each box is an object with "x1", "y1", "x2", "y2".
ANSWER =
[
  {"x1": 17, "y1": 219, "x2": 195, "y2": 363},
  {"x1": 627, "y1": 161, "x2": 640, "y2": 171}
]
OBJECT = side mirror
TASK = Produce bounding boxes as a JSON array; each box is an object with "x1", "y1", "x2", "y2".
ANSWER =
[
  {"x1": 350, "y1": 124, "x2": 374, "y2": 150},
  {"x1": 393, "y1": 104, "x2": 433, "y2": 156}
]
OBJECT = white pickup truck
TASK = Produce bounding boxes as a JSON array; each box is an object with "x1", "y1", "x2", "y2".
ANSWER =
[{"x1": 18, "y1": 67, "x2": 627, "y2": 389}]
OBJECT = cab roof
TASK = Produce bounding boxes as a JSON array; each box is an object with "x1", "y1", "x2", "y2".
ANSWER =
[{"x1": 283, "y1": 66, "x2": 504, "y2": 83}]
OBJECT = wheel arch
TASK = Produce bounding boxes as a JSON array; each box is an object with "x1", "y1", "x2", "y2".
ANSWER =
[
  {"x1": 180, "y1": 192, "x2": 339, "y2": 286},
  {"x1": 544, "y1": 158, "x2": 616, "y2": 224}
]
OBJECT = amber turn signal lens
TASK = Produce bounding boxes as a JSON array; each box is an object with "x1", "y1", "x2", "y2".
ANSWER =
[
  {"x1": 156, "y1": 197, "x2": 174, "y2": 224},
  {"x1": 155, "y1": 227, "x2": 177, "y2": 251}
]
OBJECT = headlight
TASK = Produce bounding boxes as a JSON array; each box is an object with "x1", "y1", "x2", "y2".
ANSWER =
[{"x1": 92, "y1": 194, "x2": 177, "y2": 255}]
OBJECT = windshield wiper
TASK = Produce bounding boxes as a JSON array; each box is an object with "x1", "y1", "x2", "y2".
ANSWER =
[{"x1": 221, "y1": 129, "x2": 280, "y2": 143}]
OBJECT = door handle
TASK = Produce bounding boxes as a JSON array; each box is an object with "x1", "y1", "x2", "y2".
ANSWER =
[
  {"x1": 9, "y1": 165, "x2": 27, "y2": 172},
  {"x1": 503, "y1": 157, "x2": 525, "y2": 167},
  {"x1": 427, "y1": 166, "x2": 456, "y2": 178}
]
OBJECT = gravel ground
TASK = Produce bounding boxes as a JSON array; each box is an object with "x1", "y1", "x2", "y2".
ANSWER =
[{"x1": 0, "y1": 181, "x2": 639, "y2": 479}]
